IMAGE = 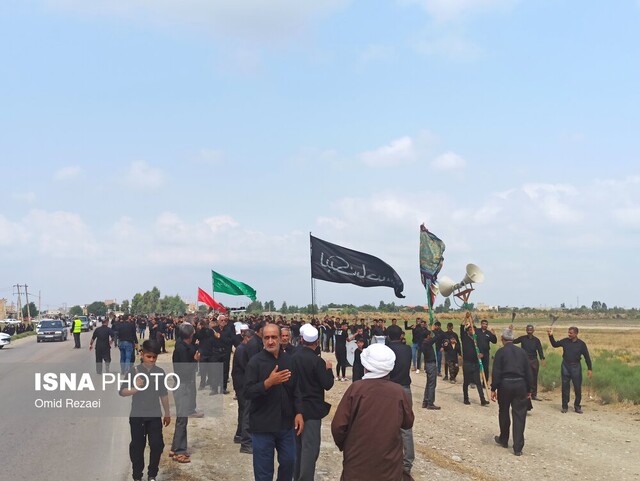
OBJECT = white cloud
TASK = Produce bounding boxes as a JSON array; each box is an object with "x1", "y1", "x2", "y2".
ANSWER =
[
  {"x1": 124, "y1": 161, "x2": 166, "y2": 190},
  {"x1": 204, "y1": 215, "x2": 239, "y2": 232},
  {"x1": 522, "y1": 183, "x2": 578, "y2": 200},
  {"x1": 431, "y1": 151, "x2": 466, "y2": 171},
  {"x1": 53, "y1": 165, "x2": 81, "y2": 181},
  {"x1": 45, "y1": 0, "x2": 349, "y2": 45},
  {"x1": 359, "y1": 136, "x2": 417, "y2": 167},
  {"x1": 400, "y1": 0, "x2": 515, "y2": 22}
]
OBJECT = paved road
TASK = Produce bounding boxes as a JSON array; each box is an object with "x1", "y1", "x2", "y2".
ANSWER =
[{"x1": 0, "y1": 332, "x2": 131, "y2": 481}]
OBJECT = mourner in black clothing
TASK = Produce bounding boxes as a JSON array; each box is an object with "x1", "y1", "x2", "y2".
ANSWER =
[
  {"x1": 513, "y1": 324, "x2": 545, "y2": 401},
  {"x1": 460, "y1": 323, "x2": 489, "y2": 406},
  {"x1": 291, "y1": 324, "x2": 334, "y2": 481},
  {"x1": 244, "y1": 324, "x2": 304, "y2": 481},
  {"x1": 351, "y1": 338, "x2": 365, "y2": 382},
  {"x1": 334, "y1": 322, "x2": 349, "y2": 381},
  {"x1": 431, "y1": 321, "x2": 446, "y2": 376},
  {"x1": 548, "y1": 326, "x2": 593, "y2": 413},
  {"x1": 491, "y1": 328, "x2": 533, "y2": 456},
  {"x1": 420, "y1": 330, "x2": 440, "y2": 409},
  {"x1": 387, "y1": 325, "x2": 415, "y2": 476},
  {"x1": 171, "y1": 323, "x2": 200, "y2": 463},
  {"x1": 89, "y1": 318, "x2": 115, "y2": 374},
  {"x1": 475, "y1": 319, "x2": 497, "y2": 381},
  {"x1": 232, "y1": 329, "x2": 253, "y2": 446},
  {"x1": 443, "y1": 322, "x2": 459, "y2": 380}
]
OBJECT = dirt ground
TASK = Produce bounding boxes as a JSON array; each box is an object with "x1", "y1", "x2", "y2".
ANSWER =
[{"x1": 158, "y1": 350, "x2": 640, "y2": 481}]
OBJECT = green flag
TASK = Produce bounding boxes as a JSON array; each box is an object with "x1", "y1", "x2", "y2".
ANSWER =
[{"x1": 212, "y1": 270, "x2": 257, "y2": 301}]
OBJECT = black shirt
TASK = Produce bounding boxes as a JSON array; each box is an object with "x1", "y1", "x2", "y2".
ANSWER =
[
  {"x1": 290, "y1": 346, "x2": 334, "y2": 420},
  {"x1": 490, "y1": 342, "x2": 533, "y2": 393},
  {"x1": 117, "y1": 322, "x2": 139, "y2": 344},
  {"x1": 352, "y1": 349, "x2": 364, "y2": 381},
  {"x1": 513, "y1": 335, "x2": 545, "y2": 360},
  {"x1": 420, "y1": 337, "x2": 437, "y2": 363},
  {"x1": 172, "y1": 338, "x2": 197, "y2": 383},
  {"x1": 388, "y1": 341, "x2": 412, "y2": 387},
  {"x1": 91, "y1": 325, "x2": 114, "y2": 349},
  {"x1": 549, "y1": 336, "x2": 592, "y2": 370},
  {"x1": 476, "y1": 328, "x2": 497, "y2": 354},
  {"x1": 195, "y1": 328, "x2": 216, "y2": 356},
  {"x1": 232, "y1": 343, "x2": 250, "y2": 392},
  {"x1": 460, "y1": 325, "x2": 480, "y2": 363},
  {"x1": 244, "y1": 349, "x2": 303, "y2": 433}
]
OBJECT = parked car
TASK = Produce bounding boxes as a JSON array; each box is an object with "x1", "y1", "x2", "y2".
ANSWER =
[
  {"x1": 36, "y1": 319, "x2": 68, "y2": 342},
  {"x1": 0, "y1": 332, "x2": 11, "y2": 348},
  {"x1": 77, "y1": 316, "x2": 93, "y2": 332}
]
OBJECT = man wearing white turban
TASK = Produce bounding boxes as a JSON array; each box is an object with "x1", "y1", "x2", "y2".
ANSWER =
[{"x1": 331, "y1": 344, "x2": 415, "y2": 481}]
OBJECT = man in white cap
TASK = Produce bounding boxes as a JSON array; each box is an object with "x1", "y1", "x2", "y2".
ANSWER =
[
  {"x1": 291, "y1": 324, "x2": 334, "y2": 481},
  {"x1": 331, "y1": 343, "x2": 415, "y2": 481}
]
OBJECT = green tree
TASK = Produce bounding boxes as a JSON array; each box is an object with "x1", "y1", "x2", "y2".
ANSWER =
[
  {"x1": 131, "y1": 293, "x2": 143, "y2": 315},
  {"x1": 121, "y1": 299, "x2": 130, "y2": 315},
  {"x1": 592, "y1": 301, "x2": 601, "y2": 310},
  {"x1": 87, "y1": 301, "x2": 107, "y2": 316},
  {"x1": 444, "y1": 297, "x2": 451, "y2": 312},
  {"x1": 69, "y1": 305, "x2": 83, "y2": 316},
  {"x1": 21, "y1": 302, "x2": 39, "y2": 319},
  {"x1": 280, "y1": 301, "x2": 288, "y2": 313},
  {"x1": 246, "y1": 301, "x2": 263, "y2": 314},
  {"x1": 158, "y1": 294, "x2": 187, "y2": 315}
]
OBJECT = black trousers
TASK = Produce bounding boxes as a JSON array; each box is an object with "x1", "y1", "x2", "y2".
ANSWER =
[
  {"x1": 95, "y1": 347, "x2": 111, "y2": 374},
  {"x1": 480, "y1": 350, "x2": 490, "y2": 382},
  {"x1": 335, "y1": 347, "x2": 347, "y2": 378},
  {"x1": 73, "y1": 332, "x2": 81, "y2": 348},
  {"x1": 496, "y1": 379, "x2": 528, "y2": 453},
  {"x1": 561, "y1": 362, "x2": 583, "y2": 409},
  {"x1": 529, "y1": 358, "x2": 540, "y2": 397},
  {"x1": 462, "y1": 362, "x2": 486, "y2": 402},
  {"x1": 129, "y1": 417, "x2": 164, "y2": 480}
]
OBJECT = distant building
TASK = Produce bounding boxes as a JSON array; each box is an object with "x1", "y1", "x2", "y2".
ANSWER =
[
  {"x1": 0, "y1": 299, "x2": 6, "y2": 320},
  {"x1": 476, "y1": 303, "x2": 498, "y2": 312}
]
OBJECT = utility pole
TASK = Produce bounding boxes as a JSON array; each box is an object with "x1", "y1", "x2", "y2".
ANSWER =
[
  {"x1": 39, "y1": 290, "x2": 42, "y2": 320},
  {"x1": 15, "y1": 284, "x2": 23, "y2": 321},
  {"x1": 25, "y1": 284, "x2": 32, "y2": 320}
]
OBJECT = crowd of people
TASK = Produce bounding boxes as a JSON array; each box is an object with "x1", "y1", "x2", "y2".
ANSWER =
[
  {"x1": 109, "y1": 312, "x2": 592, "y2": 481},
  {"x1": 1, "y1": 321, "x2": 34, "y2": 336}
]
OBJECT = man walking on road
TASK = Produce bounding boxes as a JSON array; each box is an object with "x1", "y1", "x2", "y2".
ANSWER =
[
  {"x1": 548, "y1": 326, "x2": 593, "y2": 414},
  {"x1": 491, "y1": 328, "x2": 533, "y2": 456},
  {"x1": 89, "y1": 318, "x2": 115, "y2": 374}
]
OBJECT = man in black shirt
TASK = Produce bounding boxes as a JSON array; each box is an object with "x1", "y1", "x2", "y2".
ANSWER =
[
  {"x1": 475, "y1": 319, "x2": 497, "y2": 382},
  {"x1": 548, "y1": 326, "x2": 593, "y2": 413},
  {"x1": 233, "y1": 329, "x2": 253, "y2": 446},
  {"x1": 291, "y1": 324, "x2": 334, "y2": 481},
  {"x1": 387, "y1": 325, "x2": 415, "y2": 477},
  {"x1": 89, "y1": 318, "x2": 115, "y2": 374},
  {"x1": 116, "y1": 316, "x2": 139, "y2": 374},
  {"x1": 460, "y1": 322, "x2": 490, "y2": 406},
  {"x1": 170, "y1": 322, "x2": 199, "y2": 463},
  {"x1": 420, "y1": 329, "x2": 440, "y2": 409},
  {"x1": 513, "y1": 324, "x2": 545, "y2": 402},
  {"x1": 491, "y1": 328, "x2": 533, "y2": 456},
  {"x1": 244, "y1": 324, "x2": 303, "y2": 481}
]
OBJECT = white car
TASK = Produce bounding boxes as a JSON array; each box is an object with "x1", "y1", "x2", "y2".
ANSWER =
[
  {"x1": 2, "y1": 318, "x2": 20, "y2": 325},
  {"x1": 0, "y1": 332, "x2": 11, "y2": 349}
]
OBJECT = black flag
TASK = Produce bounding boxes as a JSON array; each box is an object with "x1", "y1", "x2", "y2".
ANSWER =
[{"x1": 310, "y1": 235, "x2": 405, "y2": 298}]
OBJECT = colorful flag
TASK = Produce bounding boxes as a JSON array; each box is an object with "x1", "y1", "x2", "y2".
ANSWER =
[
  {"x1": 212, "y1": 270, "x2": 257, "y2": 301},
  {"x1": 419, "y1": 224, "x2": 446, "y2": 324},
  {"x1": 197, "y1": 287, "x2": 227, "y2": 312},
  {"x1": 310, "y1": 234, "x2": 405, "y2": 298}
]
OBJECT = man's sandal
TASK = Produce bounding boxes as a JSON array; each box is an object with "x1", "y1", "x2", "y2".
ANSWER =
[
  {"x1": 173, "y1": 454, "x2": 191, "y2": 463},
  {"x1": 169, "y1": 451, "x2": 191, "y2": 458}
]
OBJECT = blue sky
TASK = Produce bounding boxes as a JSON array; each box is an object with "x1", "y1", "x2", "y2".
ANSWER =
[{"x1": 1, "y1": 0, "x2": 639, "y2": 311}]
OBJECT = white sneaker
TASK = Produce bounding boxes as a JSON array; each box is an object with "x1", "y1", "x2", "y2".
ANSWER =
[{"x1": 415, "y1": 369, "x2": 420, "y2": 374}]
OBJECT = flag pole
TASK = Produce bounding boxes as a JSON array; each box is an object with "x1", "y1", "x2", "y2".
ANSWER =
[{"x1": 309, "y1": 233, "x2": 316, "y2": 315}]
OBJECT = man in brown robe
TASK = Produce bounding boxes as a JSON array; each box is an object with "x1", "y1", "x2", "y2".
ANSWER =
[{"x1": 331, "y1": 343, "x2": 415, "y2": 481}]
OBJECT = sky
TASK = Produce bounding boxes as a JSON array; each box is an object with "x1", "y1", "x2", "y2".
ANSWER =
[{"x1": 1, "y1": 0, "x2": 640, "y2": 312}]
